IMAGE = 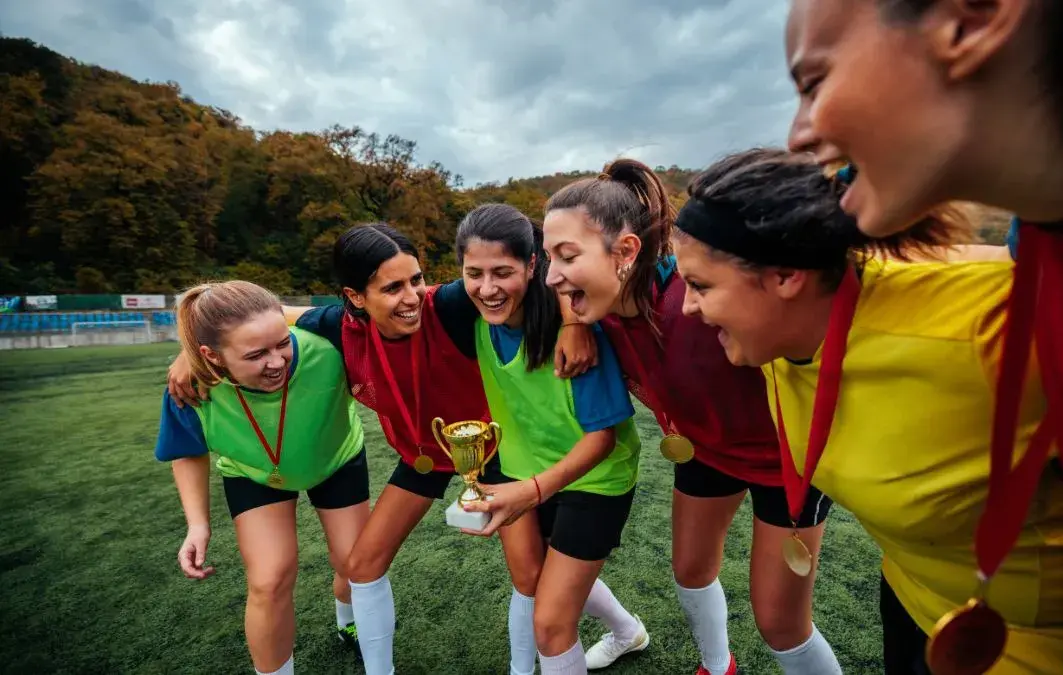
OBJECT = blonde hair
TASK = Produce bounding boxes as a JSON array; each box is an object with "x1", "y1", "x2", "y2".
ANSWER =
[{"x1": 175, "y1": 281, "x2": 283, "y2": 386}]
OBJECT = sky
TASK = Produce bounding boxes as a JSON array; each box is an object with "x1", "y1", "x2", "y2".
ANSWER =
[{"x1": 0, "y1": 0, "x2": 799, "y2": 186}]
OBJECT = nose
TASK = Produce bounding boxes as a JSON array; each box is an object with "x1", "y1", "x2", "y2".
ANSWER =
[
  {"x1": 401, "y1": 284, "x2": 419, "y2": 306},
  {"x1": 787, "y1": 99, "x2": 818, "y2": 154},
  {"x1": 480, "y1": 276, "x2": 498, "y2": 297},
  {"x1": 545, "y1": 260, "x2": 562, "y2": 288},
  {"x1": 265, "y1": 351, "x2": 286, "y2": 370},
  {"x1": 681, "y1": 285, "x2": 700, "y2": 318}
]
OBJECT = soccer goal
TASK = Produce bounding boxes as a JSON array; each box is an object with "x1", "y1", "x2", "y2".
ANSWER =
[{"x1": 70, "y1": 320, "x2": 153, "y2": 347}]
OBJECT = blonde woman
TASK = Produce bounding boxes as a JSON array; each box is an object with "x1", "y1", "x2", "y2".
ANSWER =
[{"x1": 154, "y1": 281, "x2": 370, "y2": 675}]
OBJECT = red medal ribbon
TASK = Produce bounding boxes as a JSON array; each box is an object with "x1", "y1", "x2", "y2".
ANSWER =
[
  {"x1": 613, "y1": 278, "x2": 687, "y2": 435},
  {"x1": 772, "y1": 267, "x2": 861, "y2": 524},
  {"x1": 615, "y1": 325, "x2": 679, "y2": 436},
  {"x1": 235, "y1": 376, "x2": 289, "y2": 471},
  {"x1": 974, "y1": 223, "x2": 1061, "y2": 580},
  {"x1": 369, "y1": 322, "x2": 425, "y2": 455}
]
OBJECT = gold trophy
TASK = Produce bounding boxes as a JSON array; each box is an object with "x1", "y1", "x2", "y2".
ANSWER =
[{"x1": 431, "y1": 417, "x2": 502, "y2": 531}]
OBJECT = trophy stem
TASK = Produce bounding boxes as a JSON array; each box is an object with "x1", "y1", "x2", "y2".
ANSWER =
[{"x1": 457, "y1": 479, "x2": 485, "y2": 506}]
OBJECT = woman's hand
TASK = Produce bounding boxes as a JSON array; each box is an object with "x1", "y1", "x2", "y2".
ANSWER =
[
  {"x1": 177, "y1": 524, "x2": 215, "y2": 580},
  {"x1": 168, "y1": 351, "x2": 208, "y2": 408},
  {"x1": 460, "y1": 480, "x2": 541, "y2": 537},
  {"x1": 554, "y1": 323, "x2": 598, "y2": 379}
]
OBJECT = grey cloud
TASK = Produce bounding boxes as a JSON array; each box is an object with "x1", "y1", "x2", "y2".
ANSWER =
[{"x1": 0, "y1": 0, "x2": 799, "y2": 184}]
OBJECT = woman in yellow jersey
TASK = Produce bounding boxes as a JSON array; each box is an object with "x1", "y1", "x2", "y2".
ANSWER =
[
  {"x1": 669, "y1": 148, "x2": 1063, "y2": 674},
  {"x1": 155, "y1": 281, "x2": 370, "y2": 675}
]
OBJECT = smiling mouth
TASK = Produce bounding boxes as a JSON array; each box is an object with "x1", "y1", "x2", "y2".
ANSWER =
[
  {"x1": 394, "y1": 308, "x2": 419, "y2": 322},
  {"x1": 560, "y1": 289, "x2": 587, "y2": 313},
  {"x1": 480, "y1": 297, "x2": 507, "y2": 310},
  {"x1": 262, "y1": 369, "x2": 284, "y2": 382}
]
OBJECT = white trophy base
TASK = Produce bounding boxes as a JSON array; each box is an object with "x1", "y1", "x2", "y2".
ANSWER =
[{"x1": 445, "y1": 495, "x2": 492, "y2": 531}]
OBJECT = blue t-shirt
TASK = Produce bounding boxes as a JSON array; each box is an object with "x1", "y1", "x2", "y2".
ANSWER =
[
  {"x1": 295, "y1": 280, "x2": 478, "y2": 359},
  {"x1": 487, "y1": 322, "x2": 634, "y2": 433},
  {"x1": 154, "y1": 332, "x2": 301, "y2": 461}
]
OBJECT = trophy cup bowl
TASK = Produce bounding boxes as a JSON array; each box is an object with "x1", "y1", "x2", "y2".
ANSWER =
[{"x1": 431, "y1": 417, "x2": 502, "y2": 531}]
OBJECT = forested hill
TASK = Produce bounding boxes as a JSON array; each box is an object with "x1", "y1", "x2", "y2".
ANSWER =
[{"x1": 0, "y1": 37, "x2": 1007, "y2": 296}]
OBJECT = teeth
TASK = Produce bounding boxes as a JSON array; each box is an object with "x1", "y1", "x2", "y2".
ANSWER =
[
  {"x1": 482, "y1": 299, "x2": 506, "y2": 309},
  {"x1": 396, "y1": 311, "x2": 417, "y2": 319},
  {"x1": 823, "y1": 160, "x2": 850, "y2": 179}
]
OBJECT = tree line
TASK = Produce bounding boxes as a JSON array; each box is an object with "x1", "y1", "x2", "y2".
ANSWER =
[{"x1": 0, "y1": 37, "x2": 1009, "y2": 295}]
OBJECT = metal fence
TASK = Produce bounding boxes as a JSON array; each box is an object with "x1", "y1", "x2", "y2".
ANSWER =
[{"x1": 0, "y1": 295, "x2": 342, "y2": 350}]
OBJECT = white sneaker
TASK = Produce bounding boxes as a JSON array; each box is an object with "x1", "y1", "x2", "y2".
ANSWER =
[{"x1": 584, "y1": 615, "x2": 650, "y2": 670}]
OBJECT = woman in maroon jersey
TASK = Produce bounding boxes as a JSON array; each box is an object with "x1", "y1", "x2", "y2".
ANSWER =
[
  {"x1": 541, "y1": 161, "x2": 841, "y2": 675},
  {"x1": 167, "y1": 223, "x2": 600, "y2": 675}
]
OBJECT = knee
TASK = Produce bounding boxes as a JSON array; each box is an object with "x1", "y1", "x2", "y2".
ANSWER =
[
  {"x1": 511, "y1": 563, "x2": 542, "y2": 598},
  {"x1": 672, "y1": 554, "x2": 720, "y2": 589},
  {"x1": 753, "y1": 604, "x2": 811, "y2": 651},
  {"x1": 346, "y1": 545, "x2": 391, "y2": 583},
  {"x1": 328, "y1": 547, "x2": 349, "y2": 578},
  {"x1": 533, "y1": 603, "x2": 578, "y2": 656},
  {"x1": 247, "y1": 565, "x2": 297, "y2": 606}
]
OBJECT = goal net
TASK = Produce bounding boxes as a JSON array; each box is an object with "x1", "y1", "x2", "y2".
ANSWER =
[{"x1": 70, "y1": 320, "x2": 153, "y2": 347}]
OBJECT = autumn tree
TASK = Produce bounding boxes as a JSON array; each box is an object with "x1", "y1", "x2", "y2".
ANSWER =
[{"x1": 0, "y1": 37, "x2": 716, "y2": 296}]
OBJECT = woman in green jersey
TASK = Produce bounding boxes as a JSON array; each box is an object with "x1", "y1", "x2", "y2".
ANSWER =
[
  {"x1": 154, "y1": 281, "x2": 370, "y2": 675},
  {"x1": 456, "y1": 204, "x2": 646, "y2": 675}
]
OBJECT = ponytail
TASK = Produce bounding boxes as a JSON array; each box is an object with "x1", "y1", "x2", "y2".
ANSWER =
[
  {"x1": 546, "y1": 158, "x2": 675, "y2": 327},
  {"x1": 175, "y1": 281, "x2": 283, "y2": 386},
  {"x1": 455, "y1": 203, "x2": 561, "y2": 372}
]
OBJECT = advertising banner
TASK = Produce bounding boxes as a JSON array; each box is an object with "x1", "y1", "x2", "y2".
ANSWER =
[{"x1": 120, "y1": 294, "x2": 166, "y2": 309}]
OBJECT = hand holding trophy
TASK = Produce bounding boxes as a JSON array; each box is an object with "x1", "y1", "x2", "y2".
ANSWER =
[{"x1": 431, "y1": 417, "x2": 502, "y2": 532}]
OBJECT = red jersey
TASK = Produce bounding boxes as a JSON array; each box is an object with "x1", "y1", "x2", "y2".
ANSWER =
[
  {"x1": 600, "y1": 261, "x2": 782, "y2": 485},
  {"x1": 340, "y1": 285, "x2": 490, "y2": 472}
]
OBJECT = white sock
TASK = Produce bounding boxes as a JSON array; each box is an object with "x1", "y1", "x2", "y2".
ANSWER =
[
  {"x1": 675, "y1": 578, "x2": 731, "y2": 675},
  {"x1": 539, "y1": 639, "x2": 587, "y2": 675},
  {"x1": 582, "y1": 578, "x2": 640, "y2": 643},
  {"x1": 349, "y1": 576, "x2": 396, "y2": 675},
  {"x1": 255, "y1": 654, "x2": 294, "y2": 675},
  {"x1": 770, "y1": 624, "x2": 841, "y2": 675},
  {"x1": 335, "y1": 598, "x2": 354, "y2": 629},
  {"x1": 508, "y1": 588, "x2": 537, "y2": 675}
]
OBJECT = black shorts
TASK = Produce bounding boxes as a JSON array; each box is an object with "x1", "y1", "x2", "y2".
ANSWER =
[
  {"x1": 482, "y1": 462, "x2": 635, "y2": 562},
  {"x1": 879, "y1": 574, "x2": 931, "y2": 675},
  {"x1": 222, "y1": 450, "x2": 370, "y2": 519},
  {"x1": 673, "y1": 458, "x2": 832, "y2": 529},
  {"x1": 387, "y1": 456, "x2": 457, "y2": 500}
]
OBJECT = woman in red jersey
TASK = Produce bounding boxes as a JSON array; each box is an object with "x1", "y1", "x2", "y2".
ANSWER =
[
  {"x1": 168, "y1": 223, "x2": 599, "y2": 675},
  {"x1": 541, "y1": 160, "x2": 840, "y2": 675}
]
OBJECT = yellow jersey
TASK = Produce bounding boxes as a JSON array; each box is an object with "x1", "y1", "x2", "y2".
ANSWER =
[{"x1": 765, "y1": 259, "x2": 1063, "y2": 673}]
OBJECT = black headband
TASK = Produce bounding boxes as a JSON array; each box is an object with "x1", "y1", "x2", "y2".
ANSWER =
[{"x1": 674, "y1": 198, "x2": 848, "y2": 270}]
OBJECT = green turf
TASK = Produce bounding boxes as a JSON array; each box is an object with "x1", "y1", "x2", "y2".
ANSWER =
[{"x1": 0, "y1": 343, "x2": 884, "y2": 674}]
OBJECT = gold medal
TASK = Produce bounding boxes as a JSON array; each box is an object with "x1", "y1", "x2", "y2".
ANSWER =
[
  {"x1": 267, "y1": 466, "x2": 284, "y2": 488},
  {"x1": 782, "y1": 532, "x2": 813, "y2": 577},
  {"x1": 660, "y1": 434, "x2": 694, "y2": 464},
  {"x1": 413, "y1": 454, "x2": 434, "y2": 475},
  {"x1": 925, "y1": 598, "x2": 1007, "y2": 675}
]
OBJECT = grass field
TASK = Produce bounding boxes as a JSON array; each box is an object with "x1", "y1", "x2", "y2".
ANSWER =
[{"x1": 0, "y1": 343, "x2": 885, "y2": 674}]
